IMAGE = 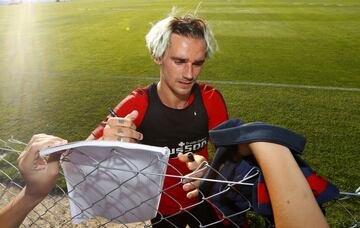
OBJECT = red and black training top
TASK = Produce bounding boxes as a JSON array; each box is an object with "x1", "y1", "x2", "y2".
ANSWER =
[{"x1": 92, "y1": 82, "x2": 228, "y2": 215}]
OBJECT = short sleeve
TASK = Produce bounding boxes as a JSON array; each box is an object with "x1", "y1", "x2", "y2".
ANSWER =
[
  {"x1": 199, "y1": 83, "x2": 229, "y2": 130},
  {"x1": 91, "y1": 87, "x2": 148, "y2": 139}
]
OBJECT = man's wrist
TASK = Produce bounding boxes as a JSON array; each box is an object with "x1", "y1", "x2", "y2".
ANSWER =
[
  {"x1": 0, "y1": 187, "x2": 45, "y2": 227},
  {"x1": 23, "y1": 186, "x2": 47, "y2": 203}
]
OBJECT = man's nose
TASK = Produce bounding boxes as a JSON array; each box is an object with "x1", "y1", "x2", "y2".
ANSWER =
[{"x1": 183, "y1": 63, "x2": 194, "y2": 80}]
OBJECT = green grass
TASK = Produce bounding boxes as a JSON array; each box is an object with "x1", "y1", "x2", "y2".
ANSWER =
[{"x1": 0, "y1": 0, "x2": 359, "y2": 227}]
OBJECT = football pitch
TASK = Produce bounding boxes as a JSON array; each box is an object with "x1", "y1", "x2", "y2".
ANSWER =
[{"x1": 0, "y1": 0, "x2": 359, "y2": 226}]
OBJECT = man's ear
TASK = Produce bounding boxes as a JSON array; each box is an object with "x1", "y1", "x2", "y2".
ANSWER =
[{"x1": 153, "y1": 56, "x2": 162, "y2": 65}]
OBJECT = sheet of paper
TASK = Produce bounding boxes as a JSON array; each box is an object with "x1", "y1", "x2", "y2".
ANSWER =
[{"x1": 41, "y1": 141, "x2": 170, "y2": 224}]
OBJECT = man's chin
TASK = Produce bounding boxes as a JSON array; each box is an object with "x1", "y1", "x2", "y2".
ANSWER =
[
  {"x1": 177, "y1": 85, "x2": 194, "y2": 95},
  {"x1": 178, "y1": 82, "x2": 194, "y2": 90}
]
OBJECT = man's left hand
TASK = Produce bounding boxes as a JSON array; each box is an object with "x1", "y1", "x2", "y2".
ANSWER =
[{"x1": 178, "y1": 153, "x2": 207, "y2": 199}]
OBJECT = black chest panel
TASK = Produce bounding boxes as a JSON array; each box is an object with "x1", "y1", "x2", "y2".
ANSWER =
[{"x1": 138, "y1": 83, "x2": 209, "y2": 158}]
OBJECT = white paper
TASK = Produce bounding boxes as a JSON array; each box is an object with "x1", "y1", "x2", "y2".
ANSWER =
[{"x1": 40, "y1": 141, "x2": 170, "y2": 224}]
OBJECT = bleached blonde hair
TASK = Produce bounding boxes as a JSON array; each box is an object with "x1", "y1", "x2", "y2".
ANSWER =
[{"x1": 145, "y1": 12, "x2": 217, "y2": 59}]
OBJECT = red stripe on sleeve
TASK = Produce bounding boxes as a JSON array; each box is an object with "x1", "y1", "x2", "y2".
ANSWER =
[
  {"x1": 199, "y1": 83, "x2": 229, "y2": 130},
  {"x1": 257, "y1": 182, "x2": 271, "y2": 204},
  {"x1": 307, "y1": 174, "x2": 328, "y2": 196}
]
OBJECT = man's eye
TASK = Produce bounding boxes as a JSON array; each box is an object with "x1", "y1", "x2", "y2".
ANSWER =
[
  {"x1": 174, "y1": 60, "x2": 184, "y2": 64},
  {"x1": 193, "y1": 62, "x2": 204, "y2": 66}
]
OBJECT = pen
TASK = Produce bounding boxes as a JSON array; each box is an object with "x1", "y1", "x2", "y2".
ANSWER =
[{"x1": 108, "y1": 107, "x2": 119, "y2": 117}]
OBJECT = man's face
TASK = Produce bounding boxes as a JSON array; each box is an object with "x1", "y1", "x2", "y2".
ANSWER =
[{"x1": 156, "y1": 33, "x2": 207, "y2": 99}]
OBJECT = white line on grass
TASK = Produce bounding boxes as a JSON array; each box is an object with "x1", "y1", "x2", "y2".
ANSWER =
[
  {"x1": 202, "y1": 79, "x2": 360, "y2": 92},
  {"x1": 112, "y1": 75, "x2": 360, "y2": 92},
  {"x1": 291, "y1": 2, "x2": 359, "y2": 7}
]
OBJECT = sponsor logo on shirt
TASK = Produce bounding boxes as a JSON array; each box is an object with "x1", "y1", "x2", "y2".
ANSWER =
[{"x1": 170, "y1": 137, "x2": 208, "y2": 156}]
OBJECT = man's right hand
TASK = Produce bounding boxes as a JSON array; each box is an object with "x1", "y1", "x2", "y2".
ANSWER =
[
  {"x1": 18, "y1": 134, "x2": 67, "y2": 199},
  {"x1": 103, "y1": 110, "x2": 143, "y2": 143}
]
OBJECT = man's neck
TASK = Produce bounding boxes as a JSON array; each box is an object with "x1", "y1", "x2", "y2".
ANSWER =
[{"x1": 156, "y1": 82, "x2": 191, "y2": 109}]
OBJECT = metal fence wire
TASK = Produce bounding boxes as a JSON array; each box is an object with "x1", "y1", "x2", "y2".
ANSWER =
[{"x1": 0, "y1": 137, "x2": 359, "y2": 228}]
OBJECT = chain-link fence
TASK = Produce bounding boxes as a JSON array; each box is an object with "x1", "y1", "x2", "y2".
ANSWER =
[{"x1": 0, "y1": 137, "x2": 359, "y2": 227}]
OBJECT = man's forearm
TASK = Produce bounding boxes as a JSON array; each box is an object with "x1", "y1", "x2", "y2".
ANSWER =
[
  {"x1": 0, "y1": 187, "x2": 44, "y2": 228},
  {"x1": 249, "y1": 142, "x2": 328, "y2": 228}
]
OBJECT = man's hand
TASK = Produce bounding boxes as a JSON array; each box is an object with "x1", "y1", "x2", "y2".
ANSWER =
[
  {"x1": 17, "y1": 134, "x2": 68, "y2": 199},
  {"x1": 178, "y1": 153, "x2": 208, "y2": 199},
  {"x1": 103, "y1": 110, "x2": 143, "y2": 142},
  {"x1": 0, "y1": 134, "x2": 67, "y2": 227}
]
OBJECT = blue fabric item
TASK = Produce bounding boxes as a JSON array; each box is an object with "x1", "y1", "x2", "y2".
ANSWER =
[
  {"x1": 252, "y1": 173, "x2": 272, "y2": 216},
  {"x1": 209, "y1": 119, "x2": 307, "y2": 154},
  {"x1": 252, "y1": 162, "x2": 340, "y2": 217},
  {"x1": 206, "y1": 150, "x2": 339, "y2": 221},
  {"x1": 207, "y1": 158, "x2": 259, "y2": 224},
  {"x1": 202, "y1": 119, "x2": 339, "y2": 224}
]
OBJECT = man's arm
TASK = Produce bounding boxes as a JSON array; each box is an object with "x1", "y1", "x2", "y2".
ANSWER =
[
  {"x1": 248, "y1": 142, "x2": 328, "y2": 228},
  {"x1": 86, "y1": 134, "x2": 96, "y2": 140},
  {"x1": 0, "y1": 134, "x2": 67, "y2": 228},
  {"x1": 0, "y1": 188, "x2": 45, "y2": 228},
  {"x1": 182, "y1": 142, "x2": 329, "y2": 227}
]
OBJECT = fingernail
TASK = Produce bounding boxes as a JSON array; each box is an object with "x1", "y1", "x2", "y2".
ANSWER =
[
  {"x1": 119, "y1": 119, "x2": 125, "y2": 124},
  {"x1": 187, "y1": 153, "x2": 195, "y2": 162},
  {"x1": 181, "y1": 177, "x2": 187, "y2": 184},
  {"x1": 182, "y1": 184, "x2": 186, "y2": 190},
  {"x1": 183, "y1": 184, "x2": 190, "y2": 191},
  {"x1": 33, "y1": 164, "x2": 46, "y2": 170}
]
